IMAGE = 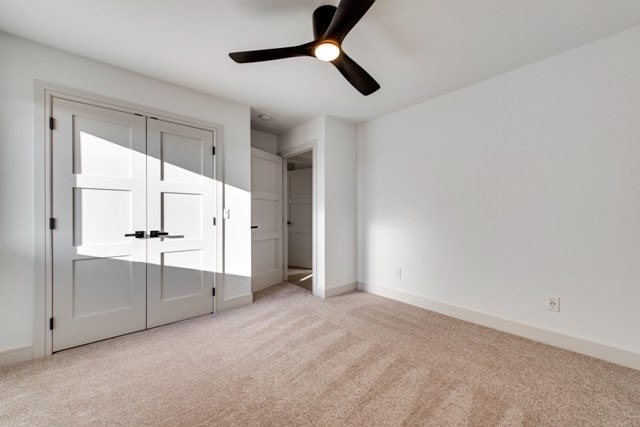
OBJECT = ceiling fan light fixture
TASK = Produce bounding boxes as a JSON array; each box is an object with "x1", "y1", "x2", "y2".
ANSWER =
[
  {"x1": 228, "y1": 0, "x2": 380, "y2": 95},
  {"x1": 314, "y1": 42, "x2": 341, "y2": 62}
]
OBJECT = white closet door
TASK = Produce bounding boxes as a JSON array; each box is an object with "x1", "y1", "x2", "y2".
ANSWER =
[
  {"x1": 52, "y1": 98, "x2": 147, "y2": 351},
  {"x1": 146, "y1": 119, "x2": 215, "y2": 328},
  {"x1": 288, "y1": 169, "x2": 312, "y2": 269},
  {"x1": 251, "y1": 148, "x2": 283, "y2": 292}
]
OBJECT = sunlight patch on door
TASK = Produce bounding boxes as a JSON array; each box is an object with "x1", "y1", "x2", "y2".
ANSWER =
[{"x1": 75, "y1": 125, "x2": 132, "y2": 178}]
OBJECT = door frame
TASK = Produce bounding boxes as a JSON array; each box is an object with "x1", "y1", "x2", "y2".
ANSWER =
[
  {"x1": 280, "y1": 143, "x2": 318, "y2": 297},
  {"x1": 33, "y1": 81, "x2": 224, "y2": 358}
]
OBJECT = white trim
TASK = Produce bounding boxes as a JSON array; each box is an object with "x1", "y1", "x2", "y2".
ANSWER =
[
  {"x1": 359, "y1": 282, "x2": 640, "y2": 371},
  {"x1": 217, "y1": 293, "x2": 254, "y2": 312},
  {"x1": 251, "y1": 147, "x2": 282, "y2": 163},
  {"x1": 325, "y1": 282, "x2": 357, "y2": 298},
  {"x1": 282, "y1": 161, "x2": 289, "y2": 281},
  {"x1": 0, "y1": 346, "x2": 34, "y2": 368},
  {"x1": 34, "y1": 81, "x2": 224, "y2": 358},
  {"x1": 35, "y1": 80, "x2": 225, "y2": 130},
  {"x1": 213, "y1": 122, "x2": 224, "y2": 315},
  {"x1": 33, "y1": 81, "x2": 49, "y2": 359},
  {"x1": 281, "y1": 142, "x2": 319, "y2": 298}
]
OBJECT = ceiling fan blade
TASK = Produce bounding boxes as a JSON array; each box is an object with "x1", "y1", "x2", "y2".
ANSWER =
[
  {"x1": 312, "y1": 5, "x2": 337, "y2": 40},
  {"x1": 323, "y1": 0, "x2": 376, "y2": 43},
  {"x1": 331, "y1": 52, "x2": 380, "y2": 96},
  {"x1": 229, "y1": 42, "x2": 315, "y2": 63}
]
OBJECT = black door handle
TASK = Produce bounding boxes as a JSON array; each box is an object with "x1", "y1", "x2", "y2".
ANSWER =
[
  {"x1": 149, "y1": 230, "x2": 169, "y2": 238},
  {"x1": 287, "y1": 221, "x2": 292, "y2": 225},
  {"x1": 251, "y1": 226, "x2": 258, "y2": 229},
  {"x1": 125, "y1": 231, "x2": 145, "y2": 238}
]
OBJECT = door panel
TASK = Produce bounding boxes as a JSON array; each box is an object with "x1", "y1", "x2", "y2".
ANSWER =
[
  {"x1": 73, "y1": 188, "x2": 132, "y2": 246},
  {"x1": 146, "y1": 119, "x2": 215, "y2": 328},
  {"x1": 162, "y1": 193, "x2": 203, "y2": 239},
  {"x1": 252, "y1": 198, "x2": 279, "y2": 232},
  {"x1": 161, "y1": 132, "x2": 206, "y2": 184},
  {"x1": 288, "y1": 169, "x2": 312, "y2": 269},
  {"x1": 52, "y1": 98, "x2": 147, "y2": 352},
  {"x1": 252, "y1": 239, "x2": 278, "y2": 273},
  {"x1": 72, "y1": 256, "x2": 135, "y2": 318},
  {"x1": 251, "y1": 148, "x2": 283, "y2": 292},
  {"x1": 73, "y1": 116, "x2": 134, "y2": 178},
  {"x1": 289, "y1": 232, "x2": 312, "y2": 265},
  {"x1": 161, "y1": 250, "x2": 205, "y2": 301}
]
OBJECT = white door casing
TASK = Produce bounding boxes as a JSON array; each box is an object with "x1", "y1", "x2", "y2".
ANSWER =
[
  {"x1": 251, "y1": 148, "x2": 283, "y2": 292},
  {"x1": 146, "y1": 119, "x2": 215, "y2": 328},
  {"x1": 52, "y1": 98, "x2": 147, "y2": 351},
  {"x1": 287, "y1": 169, "x2": 312, "y2": 269}
]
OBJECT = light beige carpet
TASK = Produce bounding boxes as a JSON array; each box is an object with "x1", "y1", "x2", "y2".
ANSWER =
[
  {"x1": 1, "y1": 283, "x2": 639, "y2": 426},
  {"x1": 288, "y1": 267, "x2": 313, "y2": 291}
]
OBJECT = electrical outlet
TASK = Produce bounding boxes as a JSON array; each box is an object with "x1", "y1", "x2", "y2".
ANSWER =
[
  {"x1": 545, "y1": 295, "x2": 560, "y2": 312},
  {"x1": 395, "y1": 269, "x2": 402, "y2": 279}
]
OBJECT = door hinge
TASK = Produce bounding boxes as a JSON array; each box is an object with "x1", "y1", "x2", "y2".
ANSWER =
[
  {"x1": 49, "y1": 317, "x2": 54, "y2": 330},
  {"x1": 212, "y1": 217, "x2": 216, "y2": 226},
  {"x1": 212, "y1": 287, "x2": 216, "y2": 297},
  {"x1": 49, "y1": 117, "x2": 55, "y2": 130},
  {"x1": 49, "y1": 217, "x2": 56, "y2": 230},
  {"x1": 212, "y1": 146, "x2": 216, "y2": 155}
]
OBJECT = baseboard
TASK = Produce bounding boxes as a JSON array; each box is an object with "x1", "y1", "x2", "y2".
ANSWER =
[
  {"x1": 217, "y1": 293, "x2": 253, "y2": 312},
  {"x1": 0, "y1": 345, "x2": 33, "y2": 368},
  {"x1": 325, "y1": 282, "x2": 358, "y2": 298},
  {"x1": 359, "y1": 282, "x2": 640, "y2": 371}
]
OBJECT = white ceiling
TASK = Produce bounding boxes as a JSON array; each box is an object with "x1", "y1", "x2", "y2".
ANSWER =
[{"x1": 1, "y1": 0, "x2": 640, "y2": 134}]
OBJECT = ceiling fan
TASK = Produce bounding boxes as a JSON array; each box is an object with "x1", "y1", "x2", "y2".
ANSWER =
[{"x1": 229, "y1": 0, "x2": 380, "y2": 96}]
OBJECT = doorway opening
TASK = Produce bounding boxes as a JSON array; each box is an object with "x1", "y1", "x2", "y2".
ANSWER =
[{"x1": 284, "y1": 150, "x2": 313, "y2": 292}]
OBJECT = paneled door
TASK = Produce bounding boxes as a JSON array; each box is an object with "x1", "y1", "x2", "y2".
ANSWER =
[
  {"x1": 251, "y1": 148, "x2": 283, "y2": 292},
  {"x1": 146, "y1": 119, "x2": 215, "y2": 328},
  {"x1": 287, "y1": 169, "x2": 312, "y2": 269},
  {"x1": 51, "y1": 98, "x2": 216, "y2": 351},
  {"x1": 51, "y1": 98, "x2": 147, "y2": 351}
]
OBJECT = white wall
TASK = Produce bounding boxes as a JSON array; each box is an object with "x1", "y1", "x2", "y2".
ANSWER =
[
  {"x1": 324, "y1": 117, "x2": 357, "y2": 290},
  {"x1": 278, "y1": 116, "x2": 326, "y2": 154},
  {"x1": 358, "y1": 26, "x2": 640, "y2": 361},
  {"x1": 278, "y1": 116, "x2": 358, "y2": 296},
  {"x1": 0, "y1": 32, "x2": 252, "y2": 360},
  {"x1": 251, "y1": 129, "x2": 277, "y2": 155}
]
